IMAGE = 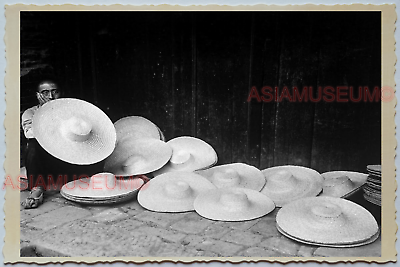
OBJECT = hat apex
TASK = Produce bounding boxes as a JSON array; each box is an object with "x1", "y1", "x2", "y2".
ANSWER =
[
  {"x1": 219, "y1": 191, "x2": 250, "y2": 211},
  {"x1": 194, "y1": 187, "x2": 275, "y2": 221},
  {"x1": 265, "y1": 170, "x2": 299, "y2": 192},
  {"x1": 261, "y1": 165, "x2": 323, "y2": 207},
  {"x1": 211, "y1": 169, "x2": 241, "y2": 187},
  {"x1": 169, "y1": 150, "x2": 196, "y2": 169},
  {"x1": 164, "y1": 181, "x2": 193, "y2": 199},
  {"x1": 195, "y1": 163, "x2": 266, "y2": 191},
  {"x1": 60, "y1": 116, "x2": 93, "y2": 142}
]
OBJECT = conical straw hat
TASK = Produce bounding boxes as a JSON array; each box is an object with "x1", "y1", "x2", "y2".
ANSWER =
[
  {"x1": 60, "y1": 172, "x2": 144, "y2": 200},
  {"x1": 104, "y1": 138, "x2": 172, "y2": 176},
  {"x1": 276, "y1": 196, "x2": 379, "y2": 245},
  {"x1": 320, "y1": 171, "x2": 367, "y2": 198},
  {"x1": 153, "y1": 136, "x2": 217, "y2": 176},
  {"x1": 137, "y1": 171, "x2": 216, "y2": 212},
  {"x1": 32, "y1": 98, "x2": 117, "y2": 165},
  {"x1": 260, "y1": 165, "x2": 323, "y2": 207},
  {"x1": 196, "y1": 163, "x2": 266, "y2": 191},
  {"x1": 114, "y1": 116, "x2": 164, "y2": 143},
  {"x1": 194, "y1": 187, "x2": 275, "y2": 221}
]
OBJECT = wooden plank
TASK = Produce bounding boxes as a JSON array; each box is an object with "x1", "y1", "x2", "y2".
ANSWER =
[
  {"x1": 115, "y1": 12, "x2": 154, "y2": 121},
  {"x1": 170, "y1": 13, "x2": 195, "y2": 138},
  {"x1": 195, "y1": 12, "x2": 252, "y2": 166},
  {"x1": 141, "y1": 13, "x2": 175, "y2": 140},
  {"x1": 272, "y1": 12, "x2": 320, "y2": 168},
  {"x1": 86, "y1": 12, "x2": 174, "y2": 130},
  {"x1": 251, "y1": 12, "x2": 281, "y2": 170},
  {"x1": 245, "y1": 13, "x2": 261, "y2": 168}
]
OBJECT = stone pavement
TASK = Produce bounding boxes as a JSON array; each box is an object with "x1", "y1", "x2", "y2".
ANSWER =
[{"x1": 20, "y1": 189, "x2": 381, "y2": 258}]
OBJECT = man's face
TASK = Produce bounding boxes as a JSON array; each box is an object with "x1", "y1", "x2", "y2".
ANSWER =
[{"x1": 37, "y1": 81, "x2": 61, "y2": 105}]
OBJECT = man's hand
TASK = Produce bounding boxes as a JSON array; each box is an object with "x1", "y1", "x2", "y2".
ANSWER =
[{"x1": 36, "y1": 92, "x2": 51, "y2": 106}]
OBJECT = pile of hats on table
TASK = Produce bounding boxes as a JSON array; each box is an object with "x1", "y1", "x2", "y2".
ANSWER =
[{"x1": 32, "y1": 98, "x2": 379, "y2": 248}]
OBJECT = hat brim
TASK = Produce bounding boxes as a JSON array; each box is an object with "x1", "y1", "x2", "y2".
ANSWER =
[
  {"x1": 276, "y1": 224, "x2": 380, "y2": 248},
  {"x1": 114, "y1": 116, "x2": 163, "y2": 143},
  {"x1": 153, "y1": 136, "x2": 217, "y2": 176},
  {"x1": 60, "y1": 175, "x2": 144, "y2": 199},
  {"x1": 276, "y1": 196, "x2": 379, "y2": 245},
  {"x1": 260, "y1": 165, "x2": 323, "y2": 207},
  {"x1": 104, "y1": 138, "x2": 172, "y2": 176},
  {"x1": 367, "y1": 175, "x2": 382, "y2": 184},
  {"x1": 138, "y1": 171, "x2": 216, "y2": 212},
  {"x1": 195, "y1": 163, "x2": 266, "y2": 191},
  {"x1": 61, "y1": 189, "x2": 139, "y2": 204},
  {"x1": 194, "y1": 187, "x2": 275, "y2": 221},
  {"x1": 320, "y1": 171, "x2": 368, "y2": 198},
  {"x1": 366, "y1": 181, "x2": 381, "y2": 190},
  {"x1": 32, "y1": 98, "x2": 117, "y2": 165}
]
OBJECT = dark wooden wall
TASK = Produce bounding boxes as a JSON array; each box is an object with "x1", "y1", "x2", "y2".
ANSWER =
[{"x1": 20, "y1": 11, "x2": 381, "y2": 173}]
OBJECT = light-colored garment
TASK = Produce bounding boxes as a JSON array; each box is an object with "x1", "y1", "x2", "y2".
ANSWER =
[{"x1": 21, "y1": 105, "x2": 40, "y2": 139}]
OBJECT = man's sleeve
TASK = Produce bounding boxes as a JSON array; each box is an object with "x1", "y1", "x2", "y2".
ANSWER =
[{"x1": 21, "y1": 107, "x2": 35, "y2": 139}]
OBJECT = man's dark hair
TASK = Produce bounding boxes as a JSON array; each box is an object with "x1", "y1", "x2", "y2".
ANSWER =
[{"x1": 36, "y1": 77, "x2": 61, "y2": 92}]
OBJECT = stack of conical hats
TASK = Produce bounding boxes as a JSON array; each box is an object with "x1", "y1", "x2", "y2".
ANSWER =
[
  {"x1": 61, "y1": 173, "x2": 144, "y2": 204},
  {"x1": 363, "y1": 165, "x2": 381, "y2": 206},
  {"x1": 276, "y1": 196, "x2": 379, "y2": 247}
]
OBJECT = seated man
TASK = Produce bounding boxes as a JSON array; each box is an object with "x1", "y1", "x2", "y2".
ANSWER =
[{"x1": 21, "y1": 79, "x2": 62, "y2": 208}]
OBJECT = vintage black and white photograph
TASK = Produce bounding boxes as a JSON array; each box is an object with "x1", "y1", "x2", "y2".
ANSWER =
[{"x1": 11, "y1": 6, "x2": 395, "y2": 261}]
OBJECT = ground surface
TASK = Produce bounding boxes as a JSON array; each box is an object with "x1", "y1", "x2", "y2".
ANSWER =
[{"x1": 20, "y1": 190, "x2": 381, "y2": 258}]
